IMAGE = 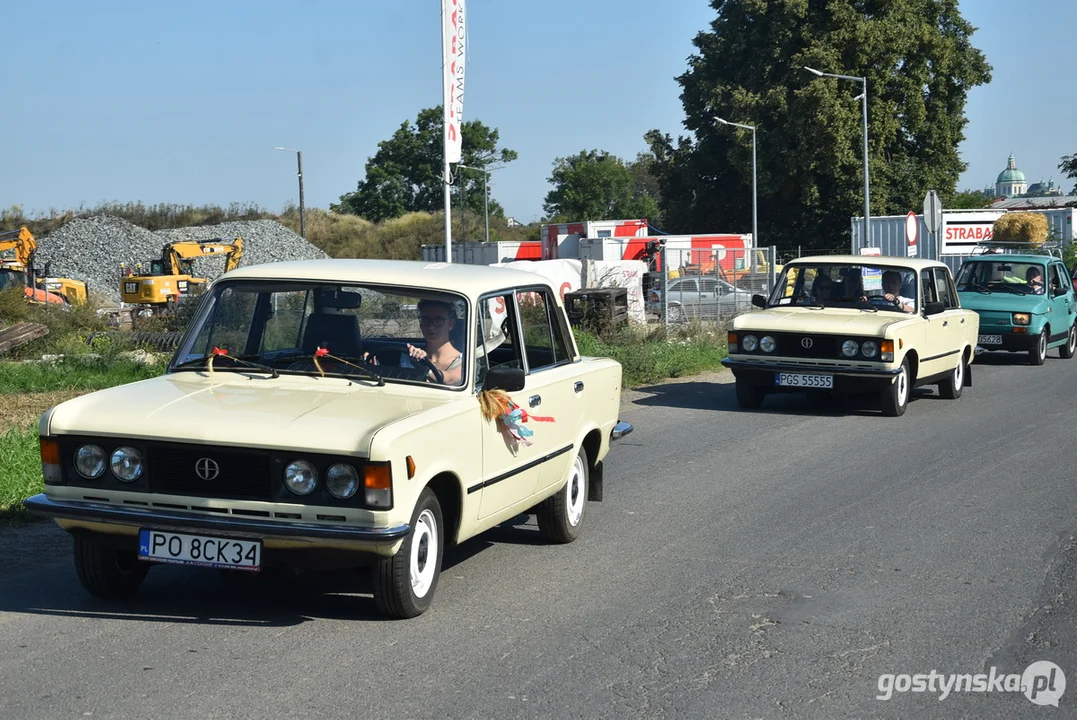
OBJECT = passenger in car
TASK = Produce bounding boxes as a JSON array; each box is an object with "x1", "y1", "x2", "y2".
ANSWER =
[
  {"x1": 811, "y1": 275, "x2": 834, "y2": 303},
  {"x1": 1026, "y1": 266, "x2": 1046, "y2": 294}
]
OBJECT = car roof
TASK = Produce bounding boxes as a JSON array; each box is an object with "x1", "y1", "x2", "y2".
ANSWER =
[
  {"x1": 220, "y1": 258, "x2": 555, "y2": 297},
  {"x1": 787, "y1": 254, "x2": 947, "y2": 270}
]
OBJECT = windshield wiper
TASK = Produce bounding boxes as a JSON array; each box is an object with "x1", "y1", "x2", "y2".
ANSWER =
[
  {"x1": 966, "y1": 280, "x2": 990, "y2": 294},
  {"x1": 172, "y1": 355, "x2": 280, "y2": 379},
  {"x1": 994, "y1": 284, "x2": 1027, "y2": 295}
]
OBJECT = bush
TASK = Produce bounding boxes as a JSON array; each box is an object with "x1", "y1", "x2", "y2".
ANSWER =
[
  {"x1": 574, "y1": 321, "x2": 728, "y2": 387},
  {"x1": 0, "y1": 288, "x2": 111, "y2": 359}
]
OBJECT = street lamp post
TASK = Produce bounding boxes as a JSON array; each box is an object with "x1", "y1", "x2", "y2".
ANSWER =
[
  {"x1": 274, "y1": 147, "x2": 305, "y2": 238},
  {"x1": 714, "y1": 117, "x2": 758, "y2": 276},
  {"x1": 457, "y1": 164, "x2": 491, "y2": 243},
  {"x1": 804, "y1": 67, "x2": 870, "y2": 252}
]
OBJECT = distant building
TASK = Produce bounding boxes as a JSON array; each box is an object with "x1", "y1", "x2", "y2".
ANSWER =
[
  {"x1": 1025, "y1": 179, "x2": 1065, "y2": 197},
  {"x1": 505, "y1": 216, "x2": 522, "y2": 227},
  {"x1": 995, "y1": 153, "x2": 1027, "y2": 197}
]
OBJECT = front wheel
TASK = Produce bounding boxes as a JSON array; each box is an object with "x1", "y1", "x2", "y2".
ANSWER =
[
  {"x1": 1059, "y1": 324, "x2": 1077, "y2": 359},
  {"x1": 536, "y1": 447, "x2": 589, "y2": 544},
  {"x1": 73, "y1": 537, "x2": 149, "y2": 599},
  {"x1": 1029, "y1": 329, "x2": 1048, "y2": 365},
  {"x1": 373, "y1": 488, "x2": 444, "y2": 619},
  {"x1": 937, "y1": 356, "x2": 965, "y2": 400},
  {"x1": 735, "y1": 379, "x2": 766, "y2": 409},
  {"x1": 880, "y1": 358, "x2": 910, "y2": 416}
]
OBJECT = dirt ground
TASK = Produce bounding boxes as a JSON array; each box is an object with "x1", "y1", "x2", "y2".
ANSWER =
[{"x1": 1, "y1": 391, "x2": 85, "y2": 433}]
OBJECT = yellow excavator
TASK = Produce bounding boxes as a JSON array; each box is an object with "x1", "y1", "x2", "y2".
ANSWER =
[
  {"x1": 120, "y1": 236, "x2": 243, "y2": 311},
  {"x1": 0, "y1": 227, "x2": 88, "y2": 305}
]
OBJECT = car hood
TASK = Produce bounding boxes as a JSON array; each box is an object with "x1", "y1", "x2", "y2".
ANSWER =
[
  {"x1": 958, "y1": 292, "x2": 1049, "y2": 314},
  {"x1": 732, "y1": 306, "x2": 913, "y2": 334},
  {"x1": 44, "y1": 371, "x2": 458, "y2": 456}
]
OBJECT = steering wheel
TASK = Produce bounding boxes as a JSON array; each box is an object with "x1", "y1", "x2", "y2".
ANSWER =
[
  {"x1": 418, "y1": 357, "x2": 444, "y2": 384},
  {"x1": 359, "y1": 345, "x2": 444, "y2": 383},
  {"x1": 868, "y1": 295, "x2": 900, "y2": 308}
]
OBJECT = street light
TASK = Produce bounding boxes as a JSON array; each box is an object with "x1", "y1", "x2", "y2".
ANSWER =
[
  {"x1": 714, "y1": 117, "x2": 758, "y2": 276},
  {"x1": 274, "y1": 146, "x2": 305, "y2": 238},
  {"x1": 457, "y1": 163, "x2": 492, "y2": 244},
  {"x1": 804, "y1": 66, "x2": 871, "y2": 252}
]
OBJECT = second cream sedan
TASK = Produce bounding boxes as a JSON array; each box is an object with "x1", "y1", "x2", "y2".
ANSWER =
[{"x1": 721, "y1": 256, "x2": 979, "y2": 416}]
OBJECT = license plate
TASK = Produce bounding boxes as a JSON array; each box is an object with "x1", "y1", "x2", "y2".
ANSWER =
[
  {"x1": 138, "y1": 529, "x2": 261, "y2": 571},
  {"x1": 978, "y1": 334, "x2": 1002, "y2": 345},
  {"x1": 775, "y1": 372, "x2": 834, "y2": 389}
]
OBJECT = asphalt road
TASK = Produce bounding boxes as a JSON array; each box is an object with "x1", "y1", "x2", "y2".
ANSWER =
[{"x1": 2, "y1": 351, "x2": 1076, "y2": 719}]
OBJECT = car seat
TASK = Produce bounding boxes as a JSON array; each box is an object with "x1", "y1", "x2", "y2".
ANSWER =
[{"x1": 301, "y1": 313, "x2": 362, "y2": 357}]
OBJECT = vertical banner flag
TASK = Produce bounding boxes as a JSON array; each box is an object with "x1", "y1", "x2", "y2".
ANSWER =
[{"x1": 442, "y1": 0, "x2": 466, "y2": 163}]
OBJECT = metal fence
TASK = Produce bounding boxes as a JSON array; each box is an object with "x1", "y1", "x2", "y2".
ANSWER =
[{"x1": 651, "y1": 246, "x2": 777, "y2": 325}]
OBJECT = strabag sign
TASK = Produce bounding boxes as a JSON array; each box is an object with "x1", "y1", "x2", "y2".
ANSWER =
[{"x1": 940, "y1": 210, "x2": 1006, "y2": 255}]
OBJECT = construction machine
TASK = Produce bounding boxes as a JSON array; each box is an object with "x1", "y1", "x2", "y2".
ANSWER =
[
  {"x1": 120, "y1": 236, "x2": 243, "y2": 311},
  {"x1": 0, "y1": 227, "x2": 88, "y2": 305}
]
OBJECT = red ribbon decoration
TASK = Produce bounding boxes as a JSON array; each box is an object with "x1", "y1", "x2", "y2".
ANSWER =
[
  {"x1": 314, "y1": 347, "x2": 329, "y2": 357},
  {"x1": 211, "y1": 347, "x2": 229, "y2": 356}
]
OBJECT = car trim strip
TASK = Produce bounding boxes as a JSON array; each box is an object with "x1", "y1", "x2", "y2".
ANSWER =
[
  {"x1": 920, "y1": 349, "x2": 960, "y2": 362},
  {"x1": 721, "y1": 358, "x2": 903, "y2": 377},
  {"x1": 22, "y1": 494, "x2": 410, "y2": 544},
  {"x1": 466, "y1": 444, "x2": 575, "y2": 495}
]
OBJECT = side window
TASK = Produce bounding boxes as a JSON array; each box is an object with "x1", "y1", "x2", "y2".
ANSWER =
[
  {"x1": 668, "y1": 280, "x2": 693, "y2": 294},
  {"x1": 1052, "y1": 264, "x2": 1069, "y2": 296},
  {"x1": 261, "y1": 290, "x2": 310, "y2": 352},
  {"x1": 475, "y1": 294, "x2": 523, "y2": 386},
  {"x1": 933, "y1": 268, "x2": 956, "y2": 308},
  {"x1": 515, "y1": 289, "x2": 571, "y2": 372},
  {"x1": 921, "y1": 269, "x2": 938, "y2": 305},
  {"x1": 699, "y1": 278, "x2": 719, "y2": 293}
]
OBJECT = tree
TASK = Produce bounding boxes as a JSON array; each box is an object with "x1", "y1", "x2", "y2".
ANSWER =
[
  {"x1": 335, "y1": 107, "x2": 518, "y2": 223},
  {"x1": 946, "y1": 189, "x2": 995, "y2": 209},
  {"x1": 646, "y1": 0, "x2": 991, "y2": 248},
  {"x1": 1060, "y1": 153, "x2": 1077, "y2": 195},
  {"x1": 543, "y1": 150, "x2": 659, "y2": 223}
]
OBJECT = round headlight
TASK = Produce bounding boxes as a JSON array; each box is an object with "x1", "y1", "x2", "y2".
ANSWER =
[
  {"x1": 760, "y1": 335, "x2": 777, "y2": 353},
  {"x1": 841, "y1": 340, "x2": 859, "y2": 357},
  {"x1": 75, "y1": 444, "x2": 106, "y2": 479},
  {"x1": 861, "y1": 340, "x2": 879, "y2": 358},
  {"x1": 326, "y1": 463, "x2": 359, "y2": 499},
  {"x1": 284, "y1": 460, "x2": 318, "y2": 495},
  {"x1": 110, "y1": 446, "x2": 144, "y2": 482},
  {"x1": 742, "y1": 334, "x2": 759, "y2": 352}
]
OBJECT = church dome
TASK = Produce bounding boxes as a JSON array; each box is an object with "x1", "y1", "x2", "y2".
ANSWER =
[{"x1": 996, "y1": 153, "x2": 1026, "y2": 184}]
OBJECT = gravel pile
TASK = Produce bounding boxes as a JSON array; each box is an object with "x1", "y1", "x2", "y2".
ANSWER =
[{"x1": 36, "y1": 216, "x2": 328, "y2": 302}]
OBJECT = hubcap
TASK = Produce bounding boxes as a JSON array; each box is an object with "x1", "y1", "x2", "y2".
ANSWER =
[
  {"x1": 566, "y1": 456, "x2": 586, "y2": 527},
  {"x1": 1069, "y1": 328, "x2": 1076, "y2": 353},
  {"x1": 897, "y1": 367, "x2": 908, "y2": 406},
  {"x1": 1039, "y1": 333, "x2": 1047, "y2": 359},
  {"x1": 410, "y1": 508, "x2": 438, "y2": 598},
  {"x1": 954, "y1": 360, "x2": 963, "y2": 389}
]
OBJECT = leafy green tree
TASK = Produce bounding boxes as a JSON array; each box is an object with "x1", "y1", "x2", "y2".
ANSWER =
[
  {"x1": 646, "y1": 0, "x2": 991, "y2": 248},
  {"x1": 1060, "y1": 153, "x2": 1077, "y2": 195},
  {"x1": 945, "y1": 189, "x2": 995, "y2": 209},
  {"x1": 543, "y1": 150, "x2": 659, "y2": 223},
  {"x1": 335, "y1": 107, "x2": 518, "y2": 222}
]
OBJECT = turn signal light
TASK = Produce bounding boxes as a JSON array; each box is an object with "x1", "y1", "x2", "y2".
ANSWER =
[
  {"x1": 728, "y1": 331, "x2": 738, "y2": 353},
  {"x1": 880, "y1": 340, "x2": 895, "y2": 363},
  {"x1": 39, "y1": 438, "x2": 60, "y2": 465},
  {"x1": 364, "y1": 463, "x2": 391, "y2": 490},
  {"x1": 406, "y1": 456, "x2": 416, "y2": 479}
]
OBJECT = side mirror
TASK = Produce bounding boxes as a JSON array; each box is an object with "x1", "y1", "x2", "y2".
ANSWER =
[
  {"x1": 482, "y1": 366, "x2": 525, "y2": 392},
  {"x1": 924, "y1": 301, "x2": 945, "y2": 316},
  {"x1": 751, "y1": 294, "x2": 767, "y2": 309}
]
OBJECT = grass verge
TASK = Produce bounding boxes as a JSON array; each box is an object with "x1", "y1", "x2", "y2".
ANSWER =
[
  {"x1": 0, "y1": 427, "x2": 41, "y2": 519},
  {"x1": 0, "y1": 358, "x2": 167, "y2": 393},
  {"x1": 574, "y1": 322, "x2": 728, "y2": 387}
]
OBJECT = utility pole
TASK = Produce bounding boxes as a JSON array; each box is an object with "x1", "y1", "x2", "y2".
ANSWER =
[{"x1": 274, "y1": 147, "x2": 306, "y2": 238}]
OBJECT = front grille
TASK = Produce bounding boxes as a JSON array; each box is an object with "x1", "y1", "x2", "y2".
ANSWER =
[
  {"x1": 775, "y1": 333, "x2": 840, "y2": 359},
  {"x1": 149, "y1": 446, "x2": 272, "y2": 500}
]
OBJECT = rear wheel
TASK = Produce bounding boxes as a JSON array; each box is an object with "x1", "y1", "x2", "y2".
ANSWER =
[
  {"x1": 536, "y1": 447, "x2": 589, "y2": 544},
  {"x1": 372, "y1": 488, "x2": 443, "y2": 619},
  {"x1": 1029, "y1": 329, "x2": 1048, "y2": 365},
  {"x1": 1059, "y1": 324, "x2": 1077, "y2": 359},
  {"x1": 937, "y1": 355, "x2": 964, "y2": 400},
  {"x1": 735, "y1": 379, "x2": 766, "y2": 409},
  {"x1": 880, "y1": 359, "x2": 910, "y2": 416},
  {"x1": 73, "y1": 537, "x2": 149, "y2": 599},
  {"x1": 666, "y1": 305, "x2": 684, "y2": 324}
]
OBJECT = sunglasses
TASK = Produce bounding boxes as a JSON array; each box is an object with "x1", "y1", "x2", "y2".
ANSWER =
[{"x1": 419, "y1": 315, "x2": 447, "y2": 328}]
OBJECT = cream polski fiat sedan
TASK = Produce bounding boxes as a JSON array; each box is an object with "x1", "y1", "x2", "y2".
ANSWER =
[
  {"x1": 721, "y1": 256, "x2": 979, "y2": 416},
  {"x1": 26, "y1": 259, "x2": 633, "y2": 618}
]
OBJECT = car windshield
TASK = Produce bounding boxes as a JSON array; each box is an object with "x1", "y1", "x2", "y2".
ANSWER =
[
  {"x1": 171, "y1": 279, "x2": 470, "y2": 387},
  {"x1": 769, "y1": 262, "x2": 919, "y2": 313},
  {"x1": 955, "y1": 260, "x2": 1046, "y2": 295}
]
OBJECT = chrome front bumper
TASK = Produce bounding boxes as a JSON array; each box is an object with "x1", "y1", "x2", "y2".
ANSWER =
[{"x1": 23, "y1": 494, "x2": 410, "y2": 545}]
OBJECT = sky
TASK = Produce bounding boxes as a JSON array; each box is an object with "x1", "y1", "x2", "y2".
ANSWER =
[{"x1": 4, "y1": 0, "x2": 1074, "y2": 227}]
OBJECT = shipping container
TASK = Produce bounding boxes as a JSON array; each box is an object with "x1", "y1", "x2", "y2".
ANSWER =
[
  {"x1": 578, "y1": 233, "x2": 753, "y2": 273},
  {"x1": 539, "y1": 219, "x2": 649, "y2": 260},
  {"x1": 419, "y1": 241, "x2": 543, "y2": 265}
]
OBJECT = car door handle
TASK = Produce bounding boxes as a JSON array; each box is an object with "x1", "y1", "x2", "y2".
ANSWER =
[
  {"x1": 942, "y1": 320, "x2": 948, "y2": 326},
  {"x1": 574, "y1": 381, "x2": 584, "y2": 393},
  {"x1": 529, "y1": 395, "x2": 541, "y2": 408}
]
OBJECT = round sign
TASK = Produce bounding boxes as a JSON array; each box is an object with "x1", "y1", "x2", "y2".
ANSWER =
[{"x1": 905, "y1": 211, "x2": 919, "y2": 246}]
